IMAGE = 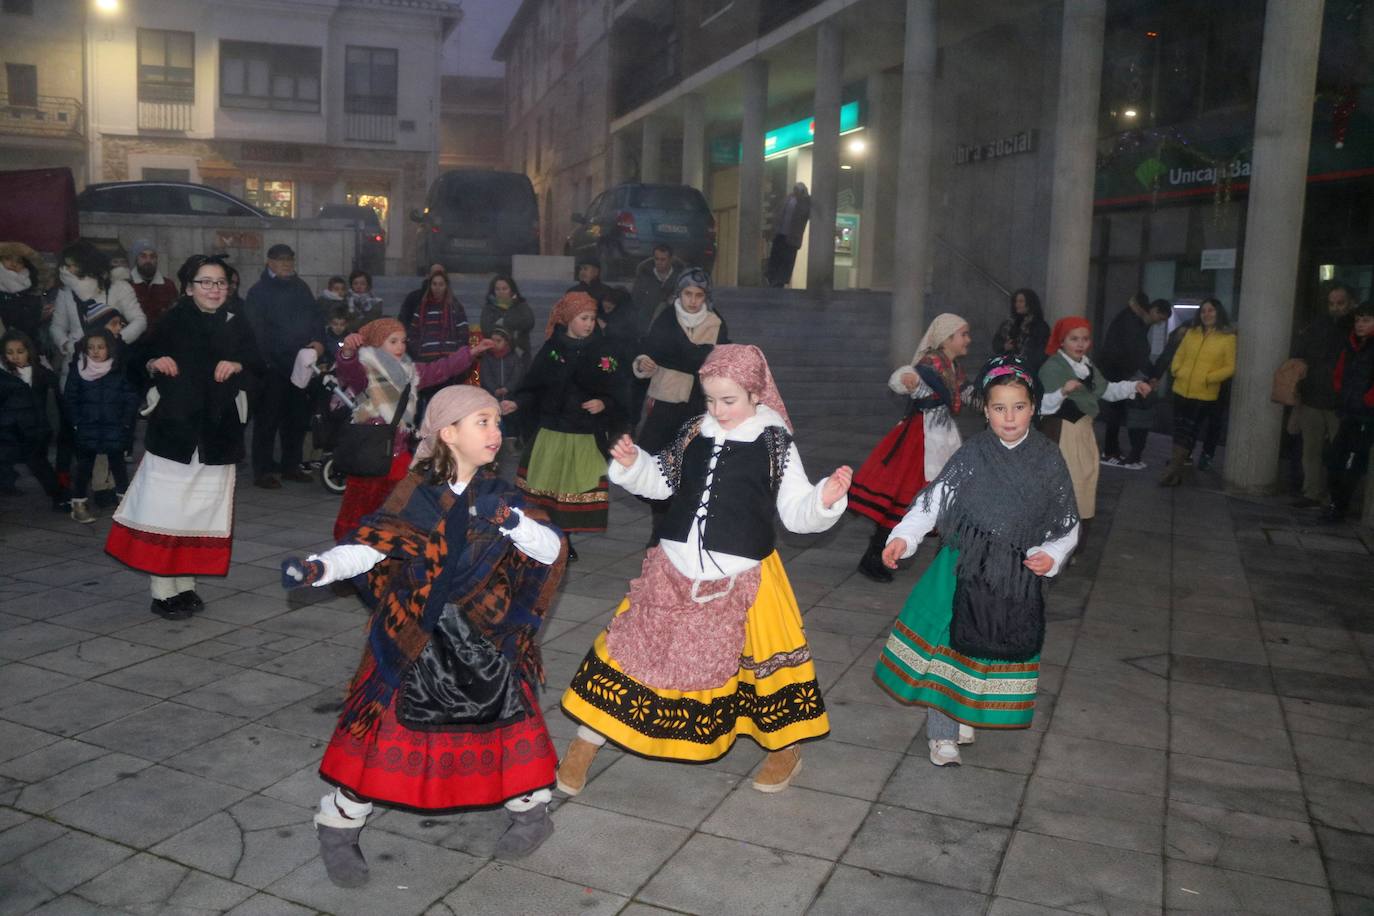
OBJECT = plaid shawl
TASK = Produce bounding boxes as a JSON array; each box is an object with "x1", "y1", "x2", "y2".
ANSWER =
[{"x1": 337, "y1": 469, "x2": 567, "y2": 737}]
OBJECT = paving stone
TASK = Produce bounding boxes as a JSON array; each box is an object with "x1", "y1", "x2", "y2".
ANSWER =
[
  {"x1": 77, "y1": 700, "x2": 244, "y2": 761},
  {"x1": 1019, "y1": 775, "x2": 1164, "y2": 854},
  {"x1": 1163, "y1": 858, "x2": 1333, "y2": 915},
  {"x1": 0, "y1": 817, "x2": 68, "y2": 864},
  {"x1": 49, "y1": 764, "x2": 250, "y2": 848},
  {"x1": 94, "y1": 652, "x2": 243, "y2": 698},
  {"x1": 1304, "y1": 774, "x2": 1374, "y2": 833},
  {"x1": 1, "y1": 682, "x2": 157, "y2": 738},
  {"x1": 116, "y1": 615, "x2": 238, "y2": 651},
  {"x1": 1168, "y1": 754, "x2": 1307, "y2": 821},
  {"x1": 1169, "y1": 711, "x2": 1297, "y2": 770},
  {"x1": 638, "y1": 833, "x2": 831, "y2": 914},
  {"x1": 11, "y1": 829, "x2": 133, "y2": 895},
  {"x1": 699, "y1": 783, "x2": 870, "y2": 860},
  {"x1": 821, "y1": 695, "x2": 926, "y2": 752},
  {"x1": 259, "y1": 688, "x2": 345, "y2": 741},
  {"x1": 1035, "y1": 734, "x2": 1166, "y2": 797},
  {"x1": 995, "y1": 831, "x2": 1162, "y2": 914},
  {"x1": 809, "y1": 863, "x2": 988, "y2": 915},
  {"x1": 72, "y1": 851, "x2": 255, "y2": 912},
  {"x1": 1272, "y1": 668, "x2": 1374, "y2": 709},
  {"x1": 225, "y1": 893, "x2": 319, "y2": 916},
  {"x1": 1316, "y1": 825, "x2": 1374, "y2": 899},
  {"x1": 24, "y1": 636, "x2": 165, "y2": 679},
  {"x1": 787, "y1": 735, "x2": 901, "y2": 800},
  {"x1": 1291, "y1": 732, "x2": 1374, "y2": 785},
  {"x1": 1170, "y1": 681, "x2": 1286, "y2": 729},
  {"x1": 576, "y1": 752, "x2": 740, "y2": 828},
  {"x1": 506, "y1": 804, "x2": 688, "y2": 897},
  {"x1": 152, "y1": 794, "x2": 319, "y2": 889},
  {"x1": 165, "y1": 723, "x2": 325, "y2": 792},
  {"x1": 985, "y1": 898, "x2": 1082, "y2": 915},
  {"x1": 1165, "y1": 800, "x2": 1325, "y2": 886},
  {"x1": 842, "y1": 805, "x2": 1010, "y2": 894},
  {"x1": 0, "y1": 720, "x2": 61, "y2": 764},
  {"x1": 880, "y1": 757, "x2": 1027, "y2": 826},
  {"x1": 1169, "y1": 654, "x2": 1275, "y2": 694},
  {"x1": 434, "y1": 861, "x2": 628, "y2": 915},
  {"x1": 199, "y1": 592, "x2": 295, "y2": 627},
  {"x1": 177, "y1": 669, "x2": 322, "y2": 719},
  {"x1": 0, "y1": 622, "x2": 91, "y2": 661}
]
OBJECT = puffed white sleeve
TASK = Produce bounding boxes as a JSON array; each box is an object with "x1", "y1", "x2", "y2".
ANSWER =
[
  {"x1": 1040, "y1": 387, "x2": 1066, "y2": 416},
  {"x1": 886, "y1": 482, "x2": 945, "y2": 558},
  {"x1": 1025, "y1": 522, "x2": 1080, "y2": 577},
  {"x1": 503, "y1": 508, "x2": 562, "y2": 565},
  {"x1": 887, "y1": 364, "x2": 917, "y2": 397},
  {"x1": 308, "y1": 544, "x2": 386, "y2": 585},
  {"x1": 1102, "y1": 379, "x2": 1140, "y2": 402},
  {"x1": 607, "y1": 445, "x2": 673, "y2": 499},
  {"x1": 776, "y1": 443, "x2": 846, "y2": 534}
]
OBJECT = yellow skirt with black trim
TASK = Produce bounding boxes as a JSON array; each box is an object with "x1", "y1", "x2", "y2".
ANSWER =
[{"x1": 560, "y1": 552, "x2": 829, "y2": 761}]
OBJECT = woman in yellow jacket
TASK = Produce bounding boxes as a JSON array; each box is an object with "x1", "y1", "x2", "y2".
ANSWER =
[{"x1": 1161, "y1": 298, "x2": 1237, "y2": 485}]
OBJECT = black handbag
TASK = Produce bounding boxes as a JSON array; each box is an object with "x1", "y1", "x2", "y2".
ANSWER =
[
  {"x1": 398, "y1": 602, "x2": 527, "y2": 730},
  {"x1": 331, "y1": 384, "x2": 410, "y2": 477},
  {"x1": 948, "y1": 577, "x2": 1046, "y2": 662}
]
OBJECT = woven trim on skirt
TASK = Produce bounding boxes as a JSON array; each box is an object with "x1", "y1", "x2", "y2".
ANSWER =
[
  {"x1": 874, "y1": 545, "x2": 1040, "y2": 729},
  {"x1": 517, "y1": 429, "x2": 608, "y2": 532},
  {"x1": 560, "y1": 552, "x2": 829, "y2": 761}
]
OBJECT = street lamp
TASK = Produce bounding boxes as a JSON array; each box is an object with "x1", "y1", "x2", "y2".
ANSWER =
[{"x1": 94, "y1": 0, "x2": 119, "y2": 13}]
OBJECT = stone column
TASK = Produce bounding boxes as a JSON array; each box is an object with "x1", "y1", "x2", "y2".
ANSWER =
[
  {"x1": 609, "y1": 130, "x2": 631, "y2": 186},
  {"x1": 859, "y1": 71, "x2": 899, "y2": 290},
  {"x1": 682, "y1": 93, "x2": 706, "y2": 191},
  {"x1": 1224, "y1": 0, "x2": 1327, "y2": 493},
  {"x1": 737, "y1": 59, "x2": 769, "y2": 287},
  {"x1": 641, "y1": 117, "x2": 663, "y2": 184},
  {"x1": 1043, "y1": 0, "x2": 1106, "y2": 319},
  {"x1": 806, "y1": 20, "x2": 843, "y2": 290},
  {"x1": 889, "y1": 0, "x2": 937, "y2": 365}
]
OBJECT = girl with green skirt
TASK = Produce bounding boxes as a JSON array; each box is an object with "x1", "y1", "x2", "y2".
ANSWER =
[{"x1": 874, "y1": 357, "x2": 1080, "y2": 767}]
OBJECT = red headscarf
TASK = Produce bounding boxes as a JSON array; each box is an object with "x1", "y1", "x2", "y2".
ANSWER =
[
  {"x1": 699, "y1": 343, "x2": 792, "y2": 432},
  {"x1": 1045, "y1": 317, "x2": 1092, "y2": 356},
  {"x1": 359, "y1": 317, "x2": 405, "y2": 349},
  {"x1": 545, "y1": 291, "x2": 598, "y2": 336}
]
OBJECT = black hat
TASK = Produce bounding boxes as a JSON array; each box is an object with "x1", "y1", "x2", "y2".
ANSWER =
[
  {"x1": 575, "y1": 256, "x2": 600, "y2": 271},
  {"x1": 266, "y1": 243, "x2": 295, "y2": 260}
]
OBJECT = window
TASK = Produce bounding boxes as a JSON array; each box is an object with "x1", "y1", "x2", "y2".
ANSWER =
[
  {"x1": 5, "y1": 63, "x2": 37, "y2": 108},
  {"x1": 220, "y1": 41, "x2": 320, "y2": 112},
  {"x1": 344, "y1": 46, "x2": 398, "y2": 115},
  {"x1": 187, "y1": 188, "x2": 255, "y2": 216},
  {"x1": 243, "y1": 178, "x2": 295, "y2": 218},
  {"x1": 138, "y1": 29, "x2": 194, "y2": 102},
  {"x1": 2, "y1": 0, "x2": 34, "y2": 15},
  {"x1": 142, "y1": 167, "x2": 191, "y2": 181}
]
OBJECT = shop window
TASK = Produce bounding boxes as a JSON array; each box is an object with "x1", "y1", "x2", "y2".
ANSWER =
[
  {"x1": 345, "y1": 187, "x2": 390, "y2": 229},
  {"x1": 244, "y1": 177, "x2": 295, "y2": 218},
  {"x1": 221, "y1": 41, "x2": 321, "y2": 113},
  {"x1": 138, "y1": 29, "x2": 195, "y2": 103},
  {"x1": 345, "y1": 46, "x2": 398, "y2": 115},
  {"x1": 5, "y1": 63, "x2": 37, "y2": 108}
]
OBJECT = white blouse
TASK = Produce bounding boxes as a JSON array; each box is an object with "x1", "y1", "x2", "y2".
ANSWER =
[
  {"x1": 611, "y1": 405, "x2": 845, "y2": 580},
  {"x1": 1040, "y1": 352, "x2": 1140, "y2": 416}
]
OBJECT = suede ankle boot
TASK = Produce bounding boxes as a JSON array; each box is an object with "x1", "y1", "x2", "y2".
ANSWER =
[
  {"x1": 556, "y1": 737, "x2": 600, "y2": 796},
  {"x1": 1159, "y1": 445, "x2": 1188, "y2": 487},
  {"x1": 495, "y1": 804, "x2": 555, "y2": 859},
  {"x1": 752, "y1": 746, "x2": 803, "y2": 793},
  {"x1": 314, "y1": 821, "x2": 369, "y2": 888}
]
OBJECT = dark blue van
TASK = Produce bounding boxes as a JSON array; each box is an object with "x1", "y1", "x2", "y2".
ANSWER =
[{"x1": 411, "y1": 170, "x2": 539, "y2": 274}]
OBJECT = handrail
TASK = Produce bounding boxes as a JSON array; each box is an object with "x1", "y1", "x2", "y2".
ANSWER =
[{"x1": 934, "y1": 235, "x2": 1011, "y2": 297}]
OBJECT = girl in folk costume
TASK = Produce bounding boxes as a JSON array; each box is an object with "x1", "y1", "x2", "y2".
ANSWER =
[
  {"x1": 106, "y1": 255, "x2": 262, "y2": 621},
  {"x1": 282, "y1": 386, "x2": 568, "y2": 887},
  {"x1": 1037, "y1": 318, "x2": 1151, "y2": 520},
  {"x1": 849, "y1": 313, "x2": 974, "y2": 583},
  {"x1": 510, "y1": 292, "x2": 625, "y2": 557},
  {"x1": 329, "y1": 317, "x2": 494, "y2": 540},
  {"x1": 875, "y1": 357, "x2": 1080, "y2": 767},
  {"x1": 557, "y1": 344, "x2": 853, "y2": 796}
]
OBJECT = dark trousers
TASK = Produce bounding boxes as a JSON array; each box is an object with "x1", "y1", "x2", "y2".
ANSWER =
[
  {"x1": 0, "y1": 437, "x2": 62, "y2": 499},
  {"x1": 252, "y1": 372, "x2": 309, "y2": 477},
  {"x1": 1101, "y1": 401, "x2": 1149, "y2": 461},
  {"x1": 1171, "y1": 395, "x2": 1220, "y2": 453},
  {"x1": 1327, "y1": 417, "x2": 1374, "y2": 514},
  {"x1": 766, "y1": 235, "x2": 799, "y2": 288},
  {"x1": 73, "y1": 448, "x2": 130, "y2": 499}
]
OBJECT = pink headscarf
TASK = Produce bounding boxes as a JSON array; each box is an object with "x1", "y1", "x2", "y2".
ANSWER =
[
  {"x1": 698, "y1": 343, "x2": 792, "y2": 432},
  {"x1": 410, "y1": 384, "x2": 499, "y2": 465}
]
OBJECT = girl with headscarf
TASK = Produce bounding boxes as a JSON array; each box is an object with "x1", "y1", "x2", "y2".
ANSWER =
[
  {"x1": 1038, "y1": 317, "x2": 1151, "y2": 519},
  {"x1": 556, "y1": 344, "x2": 853, "y2": 797},
  {"x1": 875, "y1": 357, "x2": 1079, "y2": 767},
  {"x1": 848, "y1": 313, "x2": 974, "y2": 583},
  {"x1": 509, "y1": 291, "x2": 626, "y2": 557},
  {"x1": 282, "y1": 385, "x2": 568, "y2": 885},
  {"x1": 329, "y1": 317, "x2": 495, "y2": 541}
]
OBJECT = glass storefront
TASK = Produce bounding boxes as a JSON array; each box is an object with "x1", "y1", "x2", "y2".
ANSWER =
[{"x1": 244, "y1": 177, "x2": 295, "y2": 218}]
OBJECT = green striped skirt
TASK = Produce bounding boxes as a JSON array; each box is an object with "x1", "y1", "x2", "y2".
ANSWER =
[{"x1": 874, "y1": 545, "x2": 1040, "y2": 728}]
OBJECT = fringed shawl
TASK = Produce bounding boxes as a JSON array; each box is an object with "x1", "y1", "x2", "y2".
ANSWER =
[
  {"x1": 917, "y1": 429, "x2": 1078, "y2": 602},
  {"x1": 337, "y1": 470, "x2": 566, "y2": 736}
]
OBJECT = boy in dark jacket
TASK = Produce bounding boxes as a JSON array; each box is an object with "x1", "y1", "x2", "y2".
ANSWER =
[
  {"x1": 64, "y1": 329, "x2": 140, "y2": 523},
  {"x1": 1323, "y1": 302, "x2": 1374, "y2": 522},
  {"x1": 0, "y1": 329, "x2": 65, "y2": 507}
]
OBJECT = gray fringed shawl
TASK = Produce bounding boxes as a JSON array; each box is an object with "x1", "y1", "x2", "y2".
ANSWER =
[{"x1": 917, "y1": 428, "x2": 1079, "y2": 601}]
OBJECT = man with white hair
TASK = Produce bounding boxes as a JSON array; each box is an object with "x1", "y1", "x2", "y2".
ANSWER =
[{"x1": 128, "y1": 238, "x2": 179, "y2": 327}]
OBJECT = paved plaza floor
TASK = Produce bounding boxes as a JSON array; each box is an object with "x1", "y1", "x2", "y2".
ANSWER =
[{"x1": 0, "y1": 420, "x2": 1372, "y2": 915}]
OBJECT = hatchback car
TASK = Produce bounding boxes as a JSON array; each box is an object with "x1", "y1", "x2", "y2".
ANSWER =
[
  {"x1": 411, "y1": 170, "x2": 539, "y2": 274},
  {"x1": 76, "y1": 181, "x2": 270, "y2": 218},
  {"x1": 565, "y1": 183, "x2": 715, "y2": 280},
  {"x1": 319, "y1": 203, "x2": 386, "y2": 275}
]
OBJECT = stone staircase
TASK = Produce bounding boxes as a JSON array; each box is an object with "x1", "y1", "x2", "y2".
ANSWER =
[{"x1": 370, "y1": 276, "x2": 902, "y2": 426}]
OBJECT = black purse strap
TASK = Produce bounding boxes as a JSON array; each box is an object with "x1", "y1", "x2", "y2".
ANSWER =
[{"x1": 388, "y1": 384, "x2": 412, "y2": 430}]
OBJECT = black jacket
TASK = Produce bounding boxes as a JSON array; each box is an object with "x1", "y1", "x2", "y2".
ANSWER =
[
  {"x1": 64, "y1": 359, "x2": 141, "y2": 452},
  {"x1": 0, "y1": 262, "x2": 45, "y2": 340},
  {"x1": 480, "y1": 295, "x2": 536, "y2": 357},
  {"x1": 136, "y1": 298, "x2": 263, "y2": 465},
  {"x1": 991, "y1": 316, "x2": 1050, "y2": 374},
  {"x1": 244, "y1": 269, "x2": 319, "y2": 374},
  {"x1": 1334, "y1": 333, "x2": 1374, "y2": 420},
  {"x1": 1097, "y1": 307, "x2": 1154, "y2": 382},
  {"x1": 0, "y1": 362, "x2": 57, "y2": 462},
  {"x1": 641, "y1": 306, "x2": 730, "y2": 414},
  {"x1": 1292, "y1": 314, "x2": 1355, "y2": 410},
  {"x1": 513, "y1": 328, "x2": 626, "y2": 452}
]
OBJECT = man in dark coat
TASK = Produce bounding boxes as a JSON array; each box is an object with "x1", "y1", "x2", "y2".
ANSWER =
[
  {"x1": 630, "y1": 245, "x2": 684, "y2": 332},
  {"x1": 244, "y1": 244, "x2": 323, "y2": 488},
  {"x1": 568, "y1": 257, "x2": 614, "y2": 305},
  {"x1": 1097, "y1": 292, "x2": 1170, "y2": 468},
  {"x1": 1292, "y1": 283, "x2": 1356, "y2": 508}
]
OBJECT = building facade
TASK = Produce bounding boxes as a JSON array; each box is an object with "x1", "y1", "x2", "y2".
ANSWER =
[
  {"x1": 0, "y1": 0, "x2": 89, "y2": 184},
  {"x1": 494, "y1": 0, "x2": 616, "y2": 260},
  {"x1": 439, "y1": 75, "x2": 505, "y2": 172},
  {"x1": 74, "y1": 0, "x2": 458, "y2": 274}
]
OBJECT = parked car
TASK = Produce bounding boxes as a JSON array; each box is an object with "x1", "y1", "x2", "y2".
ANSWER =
[
  {"x1": 76, "y1": 181, "x2": 270, "y2": 219},
  {"x1": 565, "y1": 183, "x2": 716, "y2": 280},
  {"x1": 319, "y1": 203, "x2": 386, "y2": 275},
  {"x1": 410, "y1": 170, "x2": 539, "y2": 274}
]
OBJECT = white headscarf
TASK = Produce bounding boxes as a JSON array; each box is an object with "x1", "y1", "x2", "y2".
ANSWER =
[{"x1": 912, "y1": 313, "x2": 968, "y2": 364}]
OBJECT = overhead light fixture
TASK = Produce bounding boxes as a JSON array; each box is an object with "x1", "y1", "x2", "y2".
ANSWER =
[
  {"x1": 840, "y1": 164, "x2": 853, "y2": 170},
  {"x1": 848, "y1": 137, "x2": 867, "y2": 154},
  {"x1": 94, "y1": 0, "x2": 119, "y2": 11},
  {"x1": 1123, "y1": 108, "x2": 1138, "y2": 118}
]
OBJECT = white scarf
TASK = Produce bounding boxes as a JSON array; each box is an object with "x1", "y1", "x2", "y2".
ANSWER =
[
  {"x1": 16, "y1": 365, "x2": 33, "y2": 385},
  {"x1": 674, "y1": 297, "x2": 709, "y2": 329},
  {"x1": 78, "y1": 355, "x2": 114, "y2": 382},
  {"x1": 60, "y1": 268, "x2": 100, "y2": 302},
  {"x1": 0, "y1": 264, "x2": 30, "y2": 294}
]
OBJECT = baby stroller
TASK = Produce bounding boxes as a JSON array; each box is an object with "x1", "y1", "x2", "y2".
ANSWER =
[{"x1": 307, "y1": 364, "x2": 356, "y2": 495}]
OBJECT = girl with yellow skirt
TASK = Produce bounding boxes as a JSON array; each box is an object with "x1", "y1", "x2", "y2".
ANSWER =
[{"x1": 558, "y1": 344, "x2": 853, "y2": 794}]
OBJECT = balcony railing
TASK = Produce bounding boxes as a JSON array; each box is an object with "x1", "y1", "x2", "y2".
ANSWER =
[
  {"x1": 138, "y1": 100, "x2": 195, "y2": 132},
  {"x1": 345, "y1": 96, "x2": 397, "y2": 143},
  {"x1": 0, "y1": 94, "x2": 84, "y2": 140}
]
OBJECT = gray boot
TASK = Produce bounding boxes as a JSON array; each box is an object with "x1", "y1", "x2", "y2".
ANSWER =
[
  {"x1": 315, "y1": 822, "x2": 369, "y2": 888},
  {"x1": 495, "y1": 803, "x2": 554, "y2": 859}
]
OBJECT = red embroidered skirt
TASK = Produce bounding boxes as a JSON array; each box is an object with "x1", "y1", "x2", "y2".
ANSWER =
[
  {"x1": 319, "y1": 682, "x2": 558, "y2": 811},
  {"x1": 849, "y1": 415, "x2": 926, "y2": 528},
  {"x1": 332, "y1": 451, "x2": 412, "y2": 542}
]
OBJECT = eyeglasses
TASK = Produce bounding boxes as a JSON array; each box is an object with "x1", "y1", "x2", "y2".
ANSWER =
[{"x1": 191, "y1": 278, "x2": 230, "y2": 290}]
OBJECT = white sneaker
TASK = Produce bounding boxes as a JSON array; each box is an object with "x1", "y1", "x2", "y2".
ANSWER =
[
  {"x1": 70, "y1": 499, "x2": 96, "y2": 525},
  {"x1": 929, "y1": 738, "x2": 962, "y2": 767},
  {"x1": 1121, "y1": 460, "x2": 1147, "y2": 471},
  {"x1": 1100, "y1": 456, "x2": 1123, "y2": 467},
  {"x1": 957, "y1": 724, "x2": 975, "y2": 745}
]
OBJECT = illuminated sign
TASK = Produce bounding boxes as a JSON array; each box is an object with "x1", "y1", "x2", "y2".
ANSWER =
[{"x1": 764, "y1": 101, "x2": 862, "y2": 159}]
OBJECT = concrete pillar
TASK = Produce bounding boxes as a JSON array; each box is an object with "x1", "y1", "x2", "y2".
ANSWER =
[
  {"x1": 807, "y1": 20, "x2": 843, "y2": 290},
  {"x1": 737, "y1": 59, "x2": 769, "y2": 287},
  {"x1": 889, "y1": 0, "x2": 936, "y2": 366},
  {"x1": 610, "y1": 131, "x2": 631, "y2": 186},
  {"x1": 1224, "y1": 0, "x2": 1327, "y2": 494},
  {"x1": 641, "y1": 117, "x2": 663, "y2": 184},
  {"x1": 1043, "y1": 0, "x2": 1105, "y2": 319},
  {"x1": 682, "y1": 93, "x2": 706, "y2": 191},
  {"x1": 859, "y1": 71, "x2": 900, "y2": 290}
]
